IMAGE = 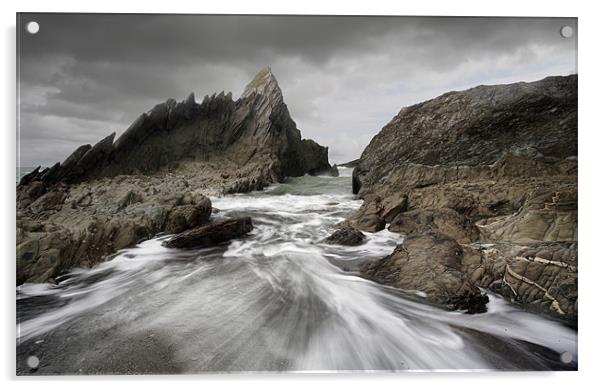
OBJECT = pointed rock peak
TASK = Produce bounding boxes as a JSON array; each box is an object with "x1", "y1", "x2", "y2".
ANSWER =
[
  {"x1": 96, "y1": 132, "x2": 116, "y2": 147},
  {"x1": 241, "y1": 66, "x2": 283, "y2": 101},
  {"x1": 185, "y1": 92, "x2": 195, "y2": 104}
]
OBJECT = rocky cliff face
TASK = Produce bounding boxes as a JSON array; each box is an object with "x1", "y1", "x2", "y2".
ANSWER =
[
  {"x1": 19, "y1": 66, "x2": 331, "y2": 196},
  {"x1": 16, "y1": 67, "x2": 332, "y2": 284},
  {"x1": 350, "y1": 75, "x2": 577, "y2": 322}
]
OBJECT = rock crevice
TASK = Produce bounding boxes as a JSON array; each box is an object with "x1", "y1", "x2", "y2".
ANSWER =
[
  {"x1": 17, "y1": 67, "x2": 332, "y2": 284},
  {"x1": 351, "y1": 75, "x2": 577, "y2": 322}
]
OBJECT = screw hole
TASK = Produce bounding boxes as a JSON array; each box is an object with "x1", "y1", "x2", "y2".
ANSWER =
[
  {"x1": 26, "y1": 21, "x2": 39, "y2": 35},
  {"x1": 560, "y1": 351, "x2": 573, "y2": 363},
  {"x1": 560, "y1": 25, "x2": 573, "y2": 38},
  {"x1": 26, "y1": 355, "x2": 40, "y2": 370}
]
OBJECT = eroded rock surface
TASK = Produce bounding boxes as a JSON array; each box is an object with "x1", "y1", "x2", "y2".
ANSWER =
[
  {"x1": 17, "y1": 175, "x2": 213, "y2": 284},
  {"x1": 17, "y1": 67, "x2": 332, "y2": 284},
  {"x1": 19, "y1": 67, "x2": 331, "y2": 197},
  {"x1": 163, "y1": 217, "x2": 253, "y2": 249},
  {"x1": 463, "y1": 242, "x2": 577, "y2": 322},
  {"x1": 353, "y1": 75, "x2": 577, "y2": 321},
  {"x1": 323, "y1": 226, "x2": 366, "y2": 246},
  {"x1": 362, "y1": 232, "x2": 489, "y2": 313}
]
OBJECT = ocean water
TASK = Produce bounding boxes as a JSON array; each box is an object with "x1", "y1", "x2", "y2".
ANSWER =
[{"x1": 16, "y1": 167, "x2": 577, "y2": 373}]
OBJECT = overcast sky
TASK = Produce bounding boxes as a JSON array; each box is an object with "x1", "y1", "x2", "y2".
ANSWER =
[{"x1": 17, "y1": 14, "x2": 577, "y2": 166}]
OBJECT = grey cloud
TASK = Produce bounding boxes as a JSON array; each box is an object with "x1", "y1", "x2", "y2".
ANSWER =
[{"x1": 18, "y1": 14, "x2": 577, "y2": 166}]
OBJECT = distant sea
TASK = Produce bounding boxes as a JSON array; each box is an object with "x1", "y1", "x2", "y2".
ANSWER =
[{"x1": 16, "y1": 167, "x2": 39, "y2": 183}]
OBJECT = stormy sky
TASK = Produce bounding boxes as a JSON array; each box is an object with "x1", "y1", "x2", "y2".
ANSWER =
[{"x1": 17, "y1": 14, "x2": 577, "y2": 166}]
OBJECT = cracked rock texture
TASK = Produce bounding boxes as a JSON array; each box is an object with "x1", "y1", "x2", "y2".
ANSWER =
[
  {"x1": 17, "y1": 67, "x2": 332, "y2": 284},
  {"x1": 353, "y1": 75, "x2": 577, "y2": 322}
]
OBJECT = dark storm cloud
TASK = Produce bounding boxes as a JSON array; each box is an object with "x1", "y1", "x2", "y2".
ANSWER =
[
  {"x1": 17, "y1": 14, "x2": 577, "y2": 166},
  {"x1": 20, "y1": 15, "x2": 569, "y2": 64}
]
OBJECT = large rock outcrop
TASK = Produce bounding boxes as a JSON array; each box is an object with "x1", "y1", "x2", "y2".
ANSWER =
[
  {"x1": 351, "y1": 75, "x2": 577, "y2": 322},
  {"x1": 352, "y1": 75, "x2": 577, "y2": 195},
  {"x1": 19, "y1": 66, "x2": 331, "y2": 198},
  {"x1": 17, "y1": 176, "x2": 213, "y2": 284},
  {"x1": 17, "y1": 67, "x2": 332, "y2": 284}
]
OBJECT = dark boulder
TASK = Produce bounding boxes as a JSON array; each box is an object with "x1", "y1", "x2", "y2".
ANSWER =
[
  {"x1": 163, "y1": 217, "x2": 254, "y2": 249},
  {"x1": 164, "y1": 197, "x2": 212, "y2": 233},
  {"x1": 361, "y1": 232, "x2": 487, "y2": 313},
  {"x1": 323, "y1": 226, "x2": 365, "y2": 246}
]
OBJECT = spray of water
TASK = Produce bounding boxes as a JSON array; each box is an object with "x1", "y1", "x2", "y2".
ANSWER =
[{"x1": 16, "y1": 168, "x2": 577, "y2": 373}]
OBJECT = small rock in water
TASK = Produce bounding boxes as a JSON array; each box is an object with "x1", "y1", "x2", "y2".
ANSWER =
[
  {"x1": 163, "y1": 217, "x2": 254, "y2": 249},
  {"x1": 323, "y1": 226, "x2": 366, "y2": 246},
  {"x1": 328, "y1": 164, "x2": 340, "y2": 177}
]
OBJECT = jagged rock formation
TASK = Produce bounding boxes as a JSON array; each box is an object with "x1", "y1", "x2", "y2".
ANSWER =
[
  {"x1": 19, "y1": 66, "x2": 331, "y2": 198},
  {"x1": 16, "y1": 67, "x2": 332, "y2": 284},
  {"x1": 351, "y1": 75, "x2": 577, "y2": 322}
]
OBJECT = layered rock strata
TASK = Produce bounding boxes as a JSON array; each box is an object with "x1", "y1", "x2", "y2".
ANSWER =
[
  {"x1": 17, "y1": 67, "x2": 332, "y2": 284},
  {"x1": 351, "y1": 75, "x2": 577, "y2": 321}
]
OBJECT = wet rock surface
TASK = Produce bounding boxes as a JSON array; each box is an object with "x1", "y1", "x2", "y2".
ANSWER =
[
  {"x1": 462, "y1": 241, "x2": 578, "y2": 322},
  {"x1": 323, "y1": 226, "x2": 365, "y2": 246},
  {"x1": 17, "y1": 175, "x2": 213, "y2": 284},
  {"x1": 16, "y1": 67, "x2": 331, "y2": 284},
  {"x1": 354, "y1": 75, "x2": 577, "y2": 322},
  {"x1": 163, "y1": 217, "x2": 254, "y2": 249},
  {"x1": 362, "y1": 232, "x2": 488, "y2": 313}
]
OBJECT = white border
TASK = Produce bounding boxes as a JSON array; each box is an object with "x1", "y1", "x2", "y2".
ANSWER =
[{"x1": 2, "y1": 1, "x2": 600, "y2": 388}]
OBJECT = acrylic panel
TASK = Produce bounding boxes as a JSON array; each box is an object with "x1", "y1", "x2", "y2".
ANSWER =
[{"x1": 16, "y1": 13, "x2": 578, "y2": 374}]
